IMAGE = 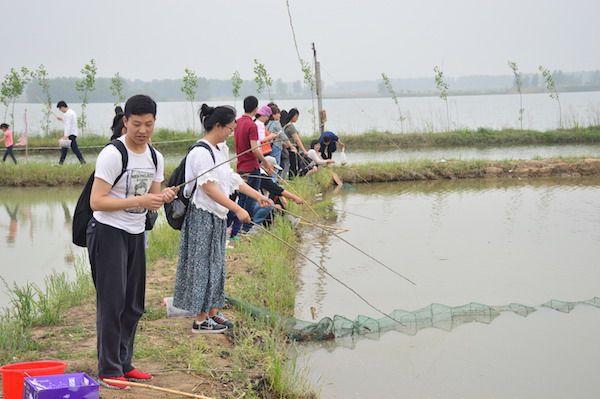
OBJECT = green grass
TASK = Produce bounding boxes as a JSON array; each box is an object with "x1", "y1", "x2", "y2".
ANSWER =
[
  {"x1": 19, "y1": 126, "x2": 600, "y2": 153},
  {"x1": 333, "y1": 157, "x2": 600, "y2": 183},
  {"x1": 0, "y1": 260, "x2": 95, "y2": 362}
]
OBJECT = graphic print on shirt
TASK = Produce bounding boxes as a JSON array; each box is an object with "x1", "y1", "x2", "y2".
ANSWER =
[{"x1": 125, "y1": 168, "x2": 154, "y2": 213}]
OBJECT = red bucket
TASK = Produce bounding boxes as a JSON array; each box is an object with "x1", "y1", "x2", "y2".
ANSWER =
[{"x1": 0, "y1": 360, "x2": 67, "y2": 399}]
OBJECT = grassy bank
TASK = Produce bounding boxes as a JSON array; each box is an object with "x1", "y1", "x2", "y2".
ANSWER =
[
  {"x1": 3, "y1": 157, "x2": 600, "y2": 187},
  {"x1": 334, "y1": 157, "x2": 600, "y2": 183},
  {"x1": 0, "y1": 172, "x2": 333, "y2": 398},
  {"x1": 15, "y1": 126, "x2": 600, "y2": 154}
]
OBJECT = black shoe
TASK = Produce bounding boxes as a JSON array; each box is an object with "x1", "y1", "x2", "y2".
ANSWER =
[
  {"x1": 191, "y1": 318, "x2": 227, "y2": 334},
  {"x1": 211, "y1": 313, "x2": 234, "y2": 329}
]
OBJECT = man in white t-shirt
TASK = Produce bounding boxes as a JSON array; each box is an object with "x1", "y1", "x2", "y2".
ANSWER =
[
  {"x1": 56, "y1": 100, "x2": 86, "y2": 164},
  {"x1": 87, "y1": 95, "x2": 177, "y2": 389}
]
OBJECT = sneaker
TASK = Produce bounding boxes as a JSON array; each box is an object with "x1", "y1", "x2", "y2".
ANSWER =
[
  {"x1": 211, "y1": 312, "x2": 234, "y2": 329},
  {"x1": 192, "y1": 318, "x2": 228, "y2": 334},
  {"x1": 124, "y1": 368, "x2": 153, "y2": 381},
  {"x1": 98, "y1": 376, "x2": 131, "y2": 390}
]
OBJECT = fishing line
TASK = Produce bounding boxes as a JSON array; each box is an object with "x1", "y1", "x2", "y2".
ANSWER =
[
  {"x1": 177, "y1": 141, "x2": 267, "y2": 189},
  {"x1": 278, "y1": 207, "x2": 416, "y2": 286},
  {"x1": 249, "y1": 221, "x2": 404, "y2": 326}
]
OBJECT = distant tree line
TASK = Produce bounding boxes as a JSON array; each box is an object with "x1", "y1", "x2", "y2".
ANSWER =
[
  {"x1": 23, "y1": 76, "x2": 308, "y2": 103},
  {"x1": 15, "y1": 69, "x2": 600, "y2": 104}
]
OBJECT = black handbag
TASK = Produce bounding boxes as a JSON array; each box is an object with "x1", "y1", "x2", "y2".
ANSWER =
[{"x1": 145, "y1": 210, "x2": 158, "y2": 231}]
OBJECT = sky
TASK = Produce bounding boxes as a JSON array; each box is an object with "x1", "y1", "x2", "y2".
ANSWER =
[{"x1": 2, "y1": 0, "x2": 599, "y2": 82}]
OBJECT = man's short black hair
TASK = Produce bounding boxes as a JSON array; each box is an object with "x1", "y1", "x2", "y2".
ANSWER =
[
  {"x1": 243, "y1": 96, "x2": 258, "y2": 113},
  {"x1": 124, "y1": 95, "x2": 157, "y2": 118},
  {"x1": 56, "y1": 100, "x2": 67, "y2": 108},
  {"x1": 0, "y1": 123, "x2": 9, "y2": 129}
]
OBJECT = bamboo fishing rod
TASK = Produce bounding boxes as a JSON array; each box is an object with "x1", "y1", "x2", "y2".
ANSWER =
[
  {"x1": 249, "y1": 221, "x2": 405, "y2": 326},
  {"x1": 177, "y1": 141, "x2": 269, "y2": 189},
  {"x1": 277, "y1": 207, "x2": 416, "y2": 286},
  {"x1": 103, "y1": 379, "x2": 214, "y2": 399}
]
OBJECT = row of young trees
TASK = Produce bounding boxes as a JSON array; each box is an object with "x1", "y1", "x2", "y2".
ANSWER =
[
  {"x1": 381, "y1": 62, "x2": 564, "y2": 132},
  {"x1": 0, "y1": 59, "x2": 107, "y2": 135},
  {"x1": 2, "y1": 57, "x2": 309, "y2": 134}
]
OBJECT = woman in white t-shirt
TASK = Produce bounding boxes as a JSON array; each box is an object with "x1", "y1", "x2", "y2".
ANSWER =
[{"x1": 173, "y1": 104, "x2": 272, "y2": 334}]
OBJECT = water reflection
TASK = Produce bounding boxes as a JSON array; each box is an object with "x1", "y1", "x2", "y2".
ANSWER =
[
  {"x1": 295, "y1": 177, "x2": 600, "y2": 399},
  {"x1": 0, "y1": 188, "x2": 83, "y2": 307}
]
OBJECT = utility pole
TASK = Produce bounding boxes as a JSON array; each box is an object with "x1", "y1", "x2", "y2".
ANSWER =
[{"x1": 312, "y1": 42, "x2": 325, "y2": 134}]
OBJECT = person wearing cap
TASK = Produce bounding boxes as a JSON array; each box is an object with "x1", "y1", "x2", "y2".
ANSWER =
[
  {"x1": 250, "y1": 155, "x2": 304, "y2": 226},
  {"x1": 56, "y1": 100, "x2": 86, "y2": 165},
  {"x1": 255, "y1": 104, "x2": 278, "y2": 156}
]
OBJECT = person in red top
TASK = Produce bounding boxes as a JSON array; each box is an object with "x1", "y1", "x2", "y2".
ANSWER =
[
  {"x1": 0, "y1": 123, "x2": 17, "y2": 164},
  {"x1": 234, "y1": 96, "x2": 274, "y2": 233}
]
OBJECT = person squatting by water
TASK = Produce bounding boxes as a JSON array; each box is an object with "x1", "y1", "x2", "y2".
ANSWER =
[
  {"x1": 87, "y1": 95, "x2": 177, "y2": 389},
  {"x1": 56, "y1": 100, "x2": 86, "y2": 165},
  {"x1": 173, "y1": 104, "x2": 273, "y2": 333},
  {"x1": 0, "y1": 123, "x2": 17, "y2": 164}
]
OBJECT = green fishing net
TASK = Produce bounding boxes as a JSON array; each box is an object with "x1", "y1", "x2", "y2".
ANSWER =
[{"x1": 226, "y1": 296, "x2": 600, "y2": 341}]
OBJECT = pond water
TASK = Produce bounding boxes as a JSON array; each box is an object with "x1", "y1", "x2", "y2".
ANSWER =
[
  {"x1": 9, "y1": 91, "x2": 600, "y2": 136},
  {"x1": 0, "y1": 188, "x2": 83, "y2": 308},
  {"x1": 16, "y1": 143, "x2": 600, "y2": 166},
  {"x1": 295, "y1": 178, "x2": 600, "y2": 398}
]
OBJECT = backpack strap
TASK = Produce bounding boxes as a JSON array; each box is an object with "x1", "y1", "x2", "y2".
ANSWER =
[
  {"x1": 110, "y1": 140, "x2": 159, "y2": 187},
  {"x1": 184, "y1": 140, "x2": 216, "y2": 199},
  {"x1": 110, "y1": 139, "x2": 128, "y2": 187},
  {"x1": 188, "y1": 141, "x2": 217, "y2": 163}
]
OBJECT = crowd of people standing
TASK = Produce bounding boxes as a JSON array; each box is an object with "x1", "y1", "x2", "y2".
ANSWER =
[{"x1": 77, "y1": 93, "x2": 344, "y2": 389}]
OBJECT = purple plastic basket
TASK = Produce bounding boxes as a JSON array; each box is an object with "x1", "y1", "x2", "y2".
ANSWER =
[{"x1": 23, "y1": 373, "x2": 99, "y2": 399}]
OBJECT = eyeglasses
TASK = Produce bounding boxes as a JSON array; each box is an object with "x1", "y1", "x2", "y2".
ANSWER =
[{"x1": 225, "y1": 123, "x2": 236, "y2": 132}]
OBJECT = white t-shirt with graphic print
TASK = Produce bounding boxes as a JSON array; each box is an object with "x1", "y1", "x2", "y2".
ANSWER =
[{"x1": 93, "y1": 137, "x2": 165, "y2": 234}]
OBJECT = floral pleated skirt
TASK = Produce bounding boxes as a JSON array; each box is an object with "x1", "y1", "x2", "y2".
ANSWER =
[{"x1": 173, "y1": 206, "x2": 227, "y2": 313}]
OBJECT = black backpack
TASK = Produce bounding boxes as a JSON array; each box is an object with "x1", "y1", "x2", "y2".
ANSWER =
[
  {"x1": 164, "y1": 141, "x2": 215, "y2": 230},
  {"x1": 72, "y1": 140, "x2": 158, "y2": 247}
]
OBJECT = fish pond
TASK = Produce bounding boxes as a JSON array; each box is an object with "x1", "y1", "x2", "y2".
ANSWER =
[{"x1": 295, "y1": 177, "x2": 600, "y2": 398}]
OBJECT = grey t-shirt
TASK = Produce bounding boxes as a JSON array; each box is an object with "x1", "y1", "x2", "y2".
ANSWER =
[
  {"x1": 266, "y1": 120, "x2": 288, "y2": 149},
  {"x1": 284, "y1": 123, "x2": 300, "y2": 150}
]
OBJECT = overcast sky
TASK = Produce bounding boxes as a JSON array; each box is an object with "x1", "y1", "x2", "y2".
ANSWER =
[{"x1": 2, "y1": 0, "x2": 599, "y2": 82}]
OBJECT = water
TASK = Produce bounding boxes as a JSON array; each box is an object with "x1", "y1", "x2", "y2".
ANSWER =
[
  {"x1": 9, "y1": 91, "x2": 600, "y2": 136},
  {"x1": 295, "y1": 178, "x2": 600, "y2": 398},
  {"x1": 18, "y1": 143, "x2": 600, "y2": 166},
  {"x1": 0, "y1": 187, "x2": 83, "y2": 308}
]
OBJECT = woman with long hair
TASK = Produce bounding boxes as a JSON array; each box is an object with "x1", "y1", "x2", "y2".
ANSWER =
[{"x1": 173, "y1": 104, "x2": 272, "y2": 333}]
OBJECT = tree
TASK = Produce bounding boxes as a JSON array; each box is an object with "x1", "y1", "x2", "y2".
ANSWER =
[
  {"x1": 253, "y1": 59, "x2": 273, "y2": 99},
  {"x1": 75, "y1": 59, "x2": 98, "y2": 135},
  {"x1": 181, "y1": 68, "x2": 199, "y2": 130},
  {"x1": 508, "y1": 60, "x2": 524, "y2": 131},
  {"x1": 110, "y1": 72, "x2": 126, "y2": 107},
  {"x1": 231, "y1": 70, "x2": 243, "y2": 110},
  {"x1": 33, "y1": 65, "x2": 52, "y2": 135},
  {"x1": 538, "y1": 65, "x2": 562, "y2": 128},
  {"x1": 433, "y1": 65, "x2": 450, "y2": 131},
  {"x1": 381, "y1": 72, "x2": 406, "y2": 133},
  {"x1": 1, "y1": 67, "x2": 31, "y2": 128}
]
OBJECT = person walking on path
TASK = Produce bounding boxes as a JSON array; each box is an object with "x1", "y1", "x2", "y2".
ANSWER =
[
  {"x1": 0, "y1": 123, "x2": 17, "y2": 164},
  {"x1": 233, "y1": 96, "x2": 274, "y2": 233},
  {"x1": 56, "y1": 100, "x2": 86, "y2": 164},
  {"x1": 87, "y1": 95, "x2": 177, "y2": 389},
  {"x1": 174, "y1": 104, "x2": 272, "y2": 333}
]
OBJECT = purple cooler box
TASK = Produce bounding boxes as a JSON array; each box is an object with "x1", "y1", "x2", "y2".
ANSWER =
[{"x1": 23, "y1": 373, "x2": 99, "y2": 399}]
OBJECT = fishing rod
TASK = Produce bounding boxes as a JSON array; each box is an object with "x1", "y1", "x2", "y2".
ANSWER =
[
  {"x1": 249, "y1": 221, "x2": 405, "y2": 326},
  {"x1": 336, "y1": 208, "x2": 376, "y2": 221},
  {"x1": 177, "y1": 141, "x2": 268, "y2": 189},
  {"x1": 277, "y1": 207, "x2": 416, "y2": 286}
]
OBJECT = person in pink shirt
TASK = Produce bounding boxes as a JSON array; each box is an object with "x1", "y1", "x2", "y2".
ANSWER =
[{"x1": 0, "y1": 123, "x2": 17, "y2": 164}]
